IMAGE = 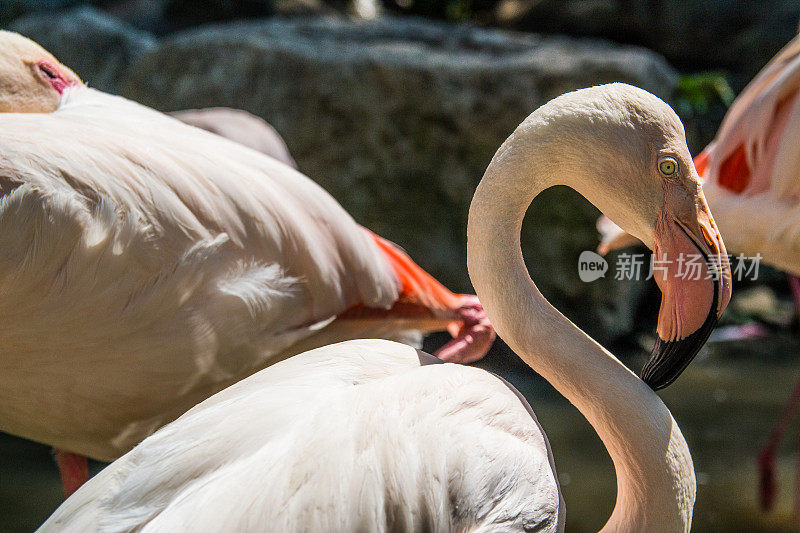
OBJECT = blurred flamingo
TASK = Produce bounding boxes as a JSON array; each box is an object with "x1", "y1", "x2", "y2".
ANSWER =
[
  {"x1": 171, "y1": 107, "x2": 297, "y2": 168},
  {"x1": 40, "y1": 83, "x2": 730, "y2": 533},
  {"x1": 0, "y1": 31, "x2": 494, "y2": 497},
  {"x1": 597, "y1": 33, "x2": 800, "y2": 516}
]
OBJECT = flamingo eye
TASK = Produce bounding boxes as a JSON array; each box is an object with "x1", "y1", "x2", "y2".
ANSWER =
[
  {"x1": 658, "y1": 157, "x2": 678, "y2": 177},
  {"x1": 34, "y1": 60, "x2": 75, "y2": 95},
  {"x1": 38, "y1": 62, "x2": 58, "y2": 79}
]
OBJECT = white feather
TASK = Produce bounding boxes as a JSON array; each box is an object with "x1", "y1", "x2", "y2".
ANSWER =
[
  {"x1": 0, "y1": 87, "x2": 401, "y2": 460},
  {"x1": 38, "y1": 340, "x2": 561, "y2": 533}
]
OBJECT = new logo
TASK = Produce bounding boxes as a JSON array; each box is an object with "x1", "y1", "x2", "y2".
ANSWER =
[{"x1": 578, "y1": 250, "x2": 608, "y2": 282}]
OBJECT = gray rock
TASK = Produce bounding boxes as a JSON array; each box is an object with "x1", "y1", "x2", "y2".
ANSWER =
[
  {"x1": 10, "y1": 6, "x2": 156, "y2": 94},
  {"x1": 94, "y1": 0, "x2": 175, "y2": 36},
  {"x1": 0, "y1": 0, "x2": 80, "y2": 27},
  {"x1": 120, "y1": 17, "x2": 677, "y2": 340},
  {"x1": 94, "y1": 0, "x2": 374, "y2": 34},
  {"x1": 491, "y1": 0, "x2": 800, "y2": 88}
]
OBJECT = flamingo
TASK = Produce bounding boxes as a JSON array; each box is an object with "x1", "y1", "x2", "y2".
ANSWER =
[
  {"x1": 39, "y1": 83, "x2": 731, "y2": 533},
  {"x1": 170, "y1": 108, "x2": 297, "y2": 168},
  {"x1": 596, "y1": 32, "x2": 800, "y2": 514},
  {"x1": 0, "y1": 31, "x2": 494, "y2": 497}
]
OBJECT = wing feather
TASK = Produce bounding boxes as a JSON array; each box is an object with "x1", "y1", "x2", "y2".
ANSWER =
[
  {"x1": 0, "y1": 88, "x2": 400, "y2": 458},
  {"x1": 702, "y1": 33, "x2": 800, "y2": 199},
  {"x1": 39, "y1": 341, "x2": 560, "y2": 533}
]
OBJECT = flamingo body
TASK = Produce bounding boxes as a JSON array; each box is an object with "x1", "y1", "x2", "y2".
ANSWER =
[
  {"x1": 39, "y1": 339, "x2": 561, "y2": 532},
  {"x1": 0, "y1": 84, "x2": 489, "y2": 462}
]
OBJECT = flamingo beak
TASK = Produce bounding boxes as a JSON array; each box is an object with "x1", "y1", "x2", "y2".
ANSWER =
[{"x1": 641, "y1": 189, "x2": 731, "y2": 390}]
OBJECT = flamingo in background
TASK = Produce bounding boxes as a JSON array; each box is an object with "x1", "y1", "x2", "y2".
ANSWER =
[
  {"x1": 0, "y1": 31, "x2": 494, "y2": 497},
  {"x1": 597, "y1": 32, "x2": 800, "y2": 515},
  {"x1": 171, "y1": 108, "x2": 298, "y2": 169},
  {"x1": 40, "y1": 83, "x2": 730, "y2": 533}
]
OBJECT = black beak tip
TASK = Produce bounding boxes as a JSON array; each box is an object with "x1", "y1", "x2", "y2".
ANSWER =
[
  {"x1": 641, "y1": 337, "x2": 686, "y2": 391},
  {"x1": 642, "y1": 374, "x2": 667, "y2": 392},
  {"x1": 640, "y1": 308, "x2": 719, "y2": 392}
]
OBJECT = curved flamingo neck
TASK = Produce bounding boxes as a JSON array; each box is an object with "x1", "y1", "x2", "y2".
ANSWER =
[{"x1": 467, "y1": 134, "x2": 695, "y2": 532}]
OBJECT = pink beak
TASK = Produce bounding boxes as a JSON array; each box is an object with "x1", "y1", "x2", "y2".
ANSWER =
[{"x1": 641, "y1": 187, "x2": 732, "y2": 390}]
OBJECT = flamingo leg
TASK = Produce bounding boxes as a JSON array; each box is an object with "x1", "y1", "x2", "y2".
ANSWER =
[
  {"x1": 434, "y1": 295, "x2": 495, "y2": 364},
  {"x1": 757, "y1": 367, "x2": 800, "y2": 512},
  {"x1": 758, "y1": 275, "x2": 800, "y2": 514},
  {"x1": 54, "y1": 449, "x2": 89, "y2": 498},
  {"x1": 796, "y1": 428, "x2": 800, "y2": 522}
]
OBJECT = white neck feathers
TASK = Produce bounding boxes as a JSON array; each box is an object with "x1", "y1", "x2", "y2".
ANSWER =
[{"x1": 467, "y1": 118, "x2": 694, "y2": 533}]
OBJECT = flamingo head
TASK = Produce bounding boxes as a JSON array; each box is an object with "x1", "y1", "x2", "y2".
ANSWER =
[
  {"x1": 553, "y1": 84, "x2": 732, "y2": 390},
  {"x1": 0, "y1": 31, "x2": 81, "y2": 113}
]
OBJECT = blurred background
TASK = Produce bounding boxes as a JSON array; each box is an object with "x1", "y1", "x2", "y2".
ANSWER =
[{"x1": 2, "y1": 0, "x2": 800, "y2": 531}]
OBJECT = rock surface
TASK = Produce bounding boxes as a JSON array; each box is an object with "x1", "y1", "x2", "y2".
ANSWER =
[
  {"x1": 0, "y1": 0, "x2": 81, "y2": 27},
  {"x1": 91, "y1": 0, "x2": 375, "y2": 35},
  {"x1": 10, "y1": 6, "x2": 156, "y2": 94},
  {"x1": 489, "y1": 0, "x2": 800, "y2": 88},
  {"x1": 120, "y1": 17, "x2": 677, "y2": 339}
]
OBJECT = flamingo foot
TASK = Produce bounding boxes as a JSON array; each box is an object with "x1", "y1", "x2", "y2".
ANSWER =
[
  {"x1": 54, "y1": 449, "x2": 89, "y2": 498},
  {"x1": 434, "y1": 296, "x2": 495, "y2": 364}
]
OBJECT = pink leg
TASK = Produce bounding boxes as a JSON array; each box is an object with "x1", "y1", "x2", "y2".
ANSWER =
[
  {"x1": 790, "y1": 276, "x2": 800, "y2": 319},
  {"x1": 758, "y1": 376, "x2": 800, "y2": 511},
  {"x1": 758, "y1": 275, "x2": 800, "y2": 513},
  {"x1": 796, "y1": 428, "x2": 800, "y2": 521},
  {"x1": 434, "y1": 295, "x2": 496, "y2": 364},
  {"x1": 54, "y1": 449, "x2": 89, "y2": 498},
  {"x1": 790, "y1": 275, "x2": 800, "y2": 520}
]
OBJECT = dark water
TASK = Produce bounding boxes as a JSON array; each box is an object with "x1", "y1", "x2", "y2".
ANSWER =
[{"x1": 2, "y1": 335, "x2": 800, "y2": 532}]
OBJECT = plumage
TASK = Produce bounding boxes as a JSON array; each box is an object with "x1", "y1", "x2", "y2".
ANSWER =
[
  {"x1": 0, "y1": 33, "x2": 494, "y2": 474},
  {"x1": 40, "y1": 340, "x2": 559, "y2": 533},
  {"x1": 0, "y1": 86, "x2": 382, "y2": 458},
  {"x1": 41, "y1": 83, "x2": 728, "y2": 533},
  {"x1": 692, "y1": 32, "x2": 800, "y2": 274}
]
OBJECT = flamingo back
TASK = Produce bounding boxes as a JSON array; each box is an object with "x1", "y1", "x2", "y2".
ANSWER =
[
  {"x1": 38, "y1": 340, "x2": 561, "y2": 533},
  {"x1": 0, "y1": 87, "x2": 401, "y2": 459}
]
